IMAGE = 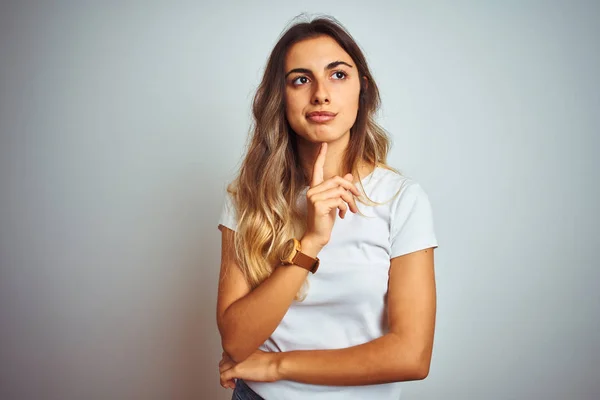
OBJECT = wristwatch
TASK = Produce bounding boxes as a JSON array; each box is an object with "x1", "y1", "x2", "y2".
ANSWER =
[{"x1": 280, "y1": 238, "x2": 320, "y2": 273}]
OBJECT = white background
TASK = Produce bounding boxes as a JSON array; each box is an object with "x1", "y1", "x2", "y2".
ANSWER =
[{"x1": 0, "y1": 1, "x2": 598, "y2": 399}]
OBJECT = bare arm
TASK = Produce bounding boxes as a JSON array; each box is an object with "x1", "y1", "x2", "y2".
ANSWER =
[
  {"x1": 216, "y1": 226, "x2": 321, "y2": 363},
  {"x1": 273, "y1": 247, "x2": 437, "y2": 385},
  {"x1": 217, "y1": 142, "x2": 361, "y2": 363}
]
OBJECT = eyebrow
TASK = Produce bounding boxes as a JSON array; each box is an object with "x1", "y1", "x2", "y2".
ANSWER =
[{"x1": 285, "y1": 60, "x2": 354, "y2": 78}]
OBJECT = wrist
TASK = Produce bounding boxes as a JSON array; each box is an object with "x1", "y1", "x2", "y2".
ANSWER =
[
  {"x1": 273, "y1": 351, "x2": 289, "y2": 381},
  {"x1": 299, "y1": 236, "x2": 323, "y2": 258}
]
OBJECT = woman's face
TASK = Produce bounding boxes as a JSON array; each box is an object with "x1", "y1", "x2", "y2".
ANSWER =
[{"x1": 284, "y1": 35, "x2": 361, "y2": 146}]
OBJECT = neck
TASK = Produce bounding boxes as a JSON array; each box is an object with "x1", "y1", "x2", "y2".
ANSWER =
[{"x1": 297, "y1": 137, "x2": 346, "y2": 184}]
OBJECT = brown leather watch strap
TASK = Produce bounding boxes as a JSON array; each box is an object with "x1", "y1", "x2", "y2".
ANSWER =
[{"x1": 292, "y1": 251, "x2": 319, "y2": 273}]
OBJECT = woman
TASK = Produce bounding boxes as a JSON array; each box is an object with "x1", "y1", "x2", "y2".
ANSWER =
[{"x1": 216, "y1": 15, "x2": 438, "y2": 400}]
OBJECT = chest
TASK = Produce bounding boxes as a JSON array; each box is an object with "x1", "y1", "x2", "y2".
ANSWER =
[{"x1": 298, "y1": 207, "x2": 393, "y2": 309}]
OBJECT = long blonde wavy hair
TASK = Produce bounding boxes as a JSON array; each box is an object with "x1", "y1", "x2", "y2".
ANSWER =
[{"x1": 225, "y1": 15, "x2": 398, "y2": 298}]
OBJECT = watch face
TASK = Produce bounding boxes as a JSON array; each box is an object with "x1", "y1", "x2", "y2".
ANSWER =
[{"x1": 280, "y1": 239, "x2": 296, "y2": 263}]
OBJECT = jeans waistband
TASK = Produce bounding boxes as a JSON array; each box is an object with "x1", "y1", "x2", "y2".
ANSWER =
[{"x1": 232, "y1": 379, "x2": 265, "y2": 400}]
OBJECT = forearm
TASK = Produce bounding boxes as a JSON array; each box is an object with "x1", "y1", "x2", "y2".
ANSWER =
[
  {"x1": 221, "y1": 264, "x2": 307, "y2": 361},
  {"x1": 220, "y1": 238, "x2": 321, "y2": 362},
  {"x1": 276, "y1": 333, "x2": 429, "y2": 385}
]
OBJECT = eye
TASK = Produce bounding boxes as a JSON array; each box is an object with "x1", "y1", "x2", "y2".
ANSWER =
[
  {"x1": 332, "y1": 70, "x2": 348, "y2": 80},
  {"x1": 292, "y1": 76, "x2": 309, "y2": 86}
]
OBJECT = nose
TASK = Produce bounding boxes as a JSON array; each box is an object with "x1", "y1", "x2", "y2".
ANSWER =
[{"x1": 311, "y1": 79, "x2": 330, "y2": 105}]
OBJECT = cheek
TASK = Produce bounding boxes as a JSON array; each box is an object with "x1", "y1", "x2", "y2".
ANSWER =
[
  {"x1": 343, "y1": 84, "x2": 361, "y2": 109},
  {"x1": 285, "y1": 92, "x2": 302, "y2": 110},
  {"x1": 339, "y1": 88, "x2": 361, "y2": 125},
  {"x1": 284, "y1": 105, "x2": 298, "y2": 126},
  {"x1": 284, "y1": 94, "x2": 304, "y2": 121}
]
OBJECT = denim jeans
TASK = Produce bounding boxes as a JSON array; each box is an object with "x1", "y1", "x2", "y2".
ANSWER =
[{"x1": 232, "y1": 379, "x2": 265, "y2": 400}]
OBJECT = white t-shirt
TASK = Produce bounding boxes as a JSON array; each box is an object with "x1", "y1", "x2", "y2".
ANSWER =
[{"x1": 217, "y1": 166, "x2": 439, "y2": 400}]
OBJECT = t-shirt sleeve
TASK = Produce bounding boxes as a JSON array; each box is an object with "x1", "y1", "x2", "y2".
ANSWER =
[
  {"x1": 217, "y1": 190, "x2": 238, "y2": 232},
  {"x1": 390, "y1": 182, "x2": 438, "y2": 258}
]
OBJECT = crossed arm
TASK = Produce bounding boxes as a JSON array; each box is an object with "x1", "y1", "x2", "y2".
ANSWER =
[{"x1": 216, "y1": 226, "x2": 436, "y2": 386}]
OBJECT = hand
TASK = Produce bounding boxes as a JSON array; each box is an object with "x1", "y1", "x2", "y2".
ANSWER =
[
  {"x1": 218, "y1": 351, "x2": 236, "y2": 389},
  {"x1": 219, "y1": 349, "x2": 280, "y2": 388},
  {"x1": 304, "y1": 142, "x2": 361, "y2": 248}
]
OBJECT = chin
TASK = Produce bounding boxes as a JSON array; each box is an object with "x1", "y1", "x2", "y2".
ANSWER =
[
  {"x1": 310, "y1": 125, "x2": 343, "y2": 137},
  {"x1": 293, "y1": 124, "x2": 350, "y2": 144},
  {"x1": 317, "y1": 129, "x2": 351, "y2": 143}
]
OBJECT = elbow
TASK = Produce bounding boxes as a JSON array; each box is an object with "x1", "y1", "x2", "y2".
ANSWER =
[
  {"x1": 218, "y1": 317, "x2": 247, "y2": 363},
  {"x1": 389, "y1": 334, "x2": 432, "y2": 381},
  {"x1": 221, "y1": 337, "x2": 251, "y2": 364},
  {"x1": 220, "y1": 337, "x2": 241, "y2": 363},
  {"x1": 390, "y1": 342, "x2": 431, "y2": 381},
  {"x1": 412, "y1": 360, "x2": 431, "y2": 380},
  {"x1": 410, "y1": 349, "x2": 432, "y2": 381},
  {"x1": 218, "y1": 318, "x2": 263, "y2": 363},
  {"x1": 396, "y1": 357, "x2": 429, "y2": 381}
]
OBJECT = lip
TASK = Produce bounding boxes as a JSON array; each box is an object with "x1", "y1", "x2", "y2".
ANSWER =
[{"x1": 306, "y1": 111, "x2": 337, "y2": 123}]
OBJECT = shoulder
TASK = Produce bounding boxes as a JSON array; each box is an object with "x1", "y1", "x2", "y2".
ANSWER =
[
  {"x1": 379, "y1": 169, "x2": 438, "y2": 256},
  {"x1": 218, "y1": 183, "x2": 239, "y2": 232},
  {"x1": 360, "y1": 165, "x2": 422, "y2": 202},
  {"x1": 362, "y1": 166, "x2": 435, "y2": 224}
]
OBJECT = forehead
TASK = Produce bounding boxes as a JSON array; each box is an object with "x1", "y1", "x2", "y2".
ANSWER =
[{"x1": 285, "y1": 35, "x2": 352, "y2": 69}]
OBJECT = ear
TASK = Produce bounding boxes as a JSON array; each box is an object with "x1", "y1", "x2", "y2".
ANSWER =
[
  {"x1": 359, "y1": 76, "x2": 369, "y2": 106},
  {"x1": 362, "y1": 76, "x2": 369, "y2": 90}
]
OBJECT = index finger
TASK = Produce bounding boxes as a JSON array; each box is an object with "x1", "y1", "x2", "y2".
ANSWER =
[{"x1": 310, "y1": 142, "x2": 327, "y2": 187}]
